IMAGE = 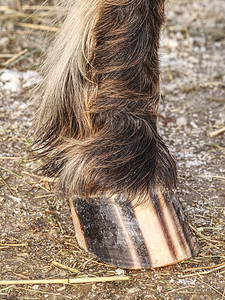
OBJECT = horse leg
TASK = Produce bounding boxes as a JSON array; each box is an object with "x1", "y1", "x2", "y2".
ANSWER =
[{"x1": 32, "y1": 0, "x2": 198, "y2": 268}]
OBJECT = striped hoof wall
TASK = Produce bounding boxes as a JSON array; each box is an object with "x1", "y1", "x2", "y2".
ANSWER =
[{"x1": 69, "y1": 191, "x2": 199, "y2": 269}]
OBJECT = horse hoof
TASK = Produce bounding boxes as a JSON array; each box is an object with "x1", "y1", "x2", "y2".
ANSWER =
[{"x1": 69, "y1": 191, "x2": 199, "y2": 269}]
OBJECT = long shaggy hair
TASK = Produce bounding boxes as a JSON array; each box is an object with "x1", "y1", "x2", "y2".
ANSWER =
[{"x1": 32, "y1": 0, "x2": 177, "y2": 201}]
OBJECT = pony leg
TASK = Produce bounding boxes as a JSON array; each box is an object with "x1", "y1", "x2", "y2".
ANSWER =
[{"x1": 32, "y1": 0, "x2": 198, "y2": 268}]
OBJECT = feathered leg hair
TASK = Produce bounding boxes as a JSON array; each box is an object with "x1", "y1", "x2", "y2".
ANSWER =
[
  {"x1": 32, "y1": 0, "x2": 198, "y2": 268},
  {"x1": 33, "y1": 0, "x2": 176, "y2": 200}
]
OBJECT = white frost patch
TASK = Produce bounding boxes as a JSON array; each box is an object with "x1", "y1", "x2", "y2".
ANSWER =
[
  {"x1": 22, "y1": 70, "x2": 42, "y2": 88},
  {"x1": 0, "y1": 69, "x2": 22, "y2": 81},
  {"x1": 174, "y1": 276, "x2": 197, "y2": 286},
  {"x1": 0, "y1": 69, "x2": 22, "y2": 94},
  {"x1": 0, "y1": 68, "x2": 42, "y2": 95}
]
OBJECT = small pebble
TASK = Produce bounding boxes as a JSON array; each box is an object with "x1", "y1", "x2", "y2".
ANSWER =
[
  {"x1": 0, "y1": 37, "x2": 10, "y2": 49},
  {"x1": 215, "y1": 119, "x2": 224, "y2": 126},
  {"x1": 33, "y1": 285, "x2": 39, "y2": 290},
  {"x1": 176, "y1": 116, "x2": 187, "y2": 127},
  {"x1": 190, "y1": 121, "x2": 198, "y2": 129},
  {"x1": 12, "y1": 122, "x2": 19, "y2": 130},
  {"x1": 127, "y1": 287, "x2": 139, "y2": 294},
  {"x1": 115, "y1": 268, "x2": 125, "y2": 276}
]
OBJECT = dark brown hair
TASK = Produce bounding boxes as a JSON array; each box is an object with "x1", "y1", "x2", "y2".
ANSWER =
[{"x1": 32, "y1": 0, "x2": 176, "y2": 202}]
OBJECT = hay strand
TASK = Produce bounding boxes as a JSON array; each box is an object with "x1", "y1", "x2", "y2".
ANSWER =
[
  {"x1": 0, "y1": 276, "x2": 130, "y2": 285},
  {"x1": 51, "y1": 261, "x2": 79, "y2": 273},
  {"x1": 208, "y1": 127, "x2": 225, "y2": 138},
  {"x1": 17, "y1": 22, "x2": 58, "y2": 32},
  {"x1": 2, "y1": 49, "x2": 28, "y2": 66}
]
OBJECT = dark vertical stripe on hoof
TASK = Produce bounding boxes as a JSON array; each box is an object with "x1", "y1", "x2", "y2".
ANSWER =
[
  {"x1": 164, "y1": 193, "x2": 192, "y2": 256},
  {"x1": 115, "y1": 195, "x2": 152, "y2": 267},
  {"x1": 170, "y1": 194, "x2": 199, "y2": 256},
  {"x1": 150, "y1": 191, "x2": 178, "y2": 260}
]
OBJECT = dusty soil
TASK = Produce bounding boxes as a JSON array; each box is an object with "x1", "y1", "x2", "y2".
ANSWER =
[{"x1": 0, "y1": 0, "x2": 225, "y2": 299}]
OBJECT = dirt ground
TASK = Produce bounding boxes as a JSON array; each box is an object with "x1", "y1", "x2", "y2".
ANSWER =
[{"x1": 0, "y1": 0, "x2": 225, "y2": 299}]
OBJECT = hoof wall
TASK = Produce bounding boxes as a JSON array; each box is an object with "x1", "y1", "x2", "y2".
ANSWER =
[{"x1": 69, "y1": 191, "x2": 198, "y2": 269}]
